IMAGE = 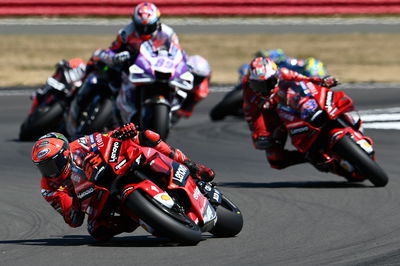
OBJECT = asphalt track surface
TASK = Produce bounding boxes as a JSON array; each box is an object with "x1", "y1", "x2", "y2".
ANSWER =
[
  {"x1": 1, "y1": 19, "x2": 400, "y2": 266},
  {"x1": 0, "y1": 85, "x2": 399, "y2": 266}
]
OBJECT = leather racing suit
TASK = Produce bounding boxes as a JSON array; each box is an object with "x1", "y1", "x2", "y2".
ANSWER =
[
  {"x1": 243, "y1": 67, "x2": 326, "y2": 169},
  {"x1": 40, "y1": 125, "x2": 214, "y2": 241}
]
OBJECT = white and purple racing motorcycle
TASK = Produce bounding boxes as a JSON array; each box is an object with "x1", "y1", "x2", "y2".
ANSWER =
[{"x1": 116, "y1": 39, "x2": 193, "y2": 139}]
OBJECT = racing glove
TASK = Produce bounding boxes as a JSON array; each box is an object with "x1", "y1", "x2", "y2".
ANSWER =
[
  {"x1": 183, "y1": 160, "x2": 215, "y2": 182},
  {"x1": 113, "y1": 51, "x2": 131, "y2": 65},
  {"x1": 112, "y1": 123, "x2": 138, "y2": 140},
  {"x1": 321, "y1": 75, "x2": 338, "y2": 88}
]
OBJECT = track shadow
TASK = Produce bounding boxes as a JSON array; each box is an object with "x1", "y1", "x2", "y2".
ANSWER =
[
  {"x1": 217, "y1": 181, "x2": 370, "y2": 189},
  {"x1": 0, "y1": 235, "x2": 95, "y2": 246},
  {"x1": 0, "y1": 234, "x2": 206, "y2": 247}
]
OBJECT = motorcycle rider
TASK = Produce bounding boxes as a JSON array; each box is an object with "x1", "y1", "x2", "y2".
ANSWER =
[
  {"x1": 67, "y1": 2, "x2": 181, "y2": 137},
  {"x1": 254, "y1": 49, "x2": 328, "y2": 78},
  {"x1": 173, "y1": 55, "x2": 212, "y2": 121},
  {"x1": 243, "y1": 56, "x2": 337, "y2": 170},
  {"x1": 32, "y1": 123, "x2": 215, "y2": 241}
]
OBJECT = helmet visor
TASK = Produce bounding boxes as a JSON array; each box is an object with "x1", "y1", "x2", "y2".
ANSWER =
[
  {"x1": 135, "y1": 22, "x2": 158, "y2": 36},
  {"x1": 249, "y1": 77, "x2": 278, "y2": 95},
  {"x1": 35, "y1": 152, "x2": 69, "y2": 179},
  {"x1": 193, "y1": 74, "x2": 205, "y2": 87}
]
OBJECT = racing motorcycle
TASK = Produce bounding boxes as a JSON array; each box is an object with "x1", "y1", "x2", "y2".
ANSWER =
[
  {"x1": 209, "y1": 57, "x2": 328, "y2": 121},
  {"x1": 272, "y1": 80, "x2": 388, "y2": 187},
  {"x1": 19, "y1": 58, "x2": 86, "y2": 141},
  {"x1": 116, "y1": 39, "x2": 193, "y2": 140},
  {"x1": 72, "y1": 132, "x2": 243, "y2": 244},
  {"x1": 65, "y1": 53, "x2": 123, "y2": 139}
]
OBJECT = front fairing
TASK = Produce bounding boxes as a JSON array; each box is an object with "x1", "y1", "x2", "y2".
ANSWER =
[
  {"x1": 138, "y1": 147, "x2": 217, "y2": 229},
  {"x1": 128, "y1": 39, "x2": 193, "y2": 91}
]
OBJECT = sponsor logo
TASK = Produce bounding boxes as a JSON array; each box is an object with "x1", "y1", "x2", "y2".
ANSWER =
[
  {"x1": 37, "y1": 148, "x2": 50, "y2": 159},
  {"x1": 193, "y1": 186, "x2": 201, "y2": 200},
  {"x1": 290, "y1": 126, "x2": 309, "y2": 135},
  {"x1": 173, "y1": 164, "x2": 188, "y2": 184},
  {"x1": 325, "y1": 91, "x2": 333, "y2": 112},
  {"x1": 78, "y1": 137, "x2": 89, "y2": 150},
  {"x1": 109, "y1": 141, "x2": 121, "y2": 163},
  {"x1": 38, "y1": 140, "x2": 49, "y2": 148},
  {"x1": 95, "y1": 134, "x2": 104, "y2": 148},
  {"x1": 115, "y1": 159, "x2": 127, "y2": 170},
  {"x1": 77, "y1": 186, "x2": 95, "y2": 200}
]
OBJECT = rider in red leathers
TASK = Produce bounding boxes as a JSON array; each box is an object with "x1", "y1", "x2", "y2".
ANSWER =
[
  {"x1": 243, "y1": 57, "x2": 337, "y2": 170},
  {"x1": 32, "y1": 124, "x2": 214, "y2": 241}
]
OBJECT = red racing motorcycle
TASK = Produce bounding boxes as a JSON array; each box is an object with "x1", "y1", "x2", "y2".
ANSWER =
[
  {"x1": 272, "y1": 80, "x2": 388, "y2": 187},
  {"x1": 71, "y1": 132, "x2": 243, "y2": 245}
]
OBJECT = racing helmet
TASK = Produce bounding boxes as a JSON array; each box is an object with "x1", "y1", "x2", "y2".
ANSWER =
[
  {"x1": 132, "y1": 2, "x2": 161, "y2": 38},
  {"x1": 248, "y1": 57, "x2": 279, "y2": 96},
  {"x1": 304, "y1": 57, "x2": 327, "y2": 78},
  {"x1": 254, "y1": 49, "x2": 288, "y2": 64},
  {"x1": 187, "y1": 55, "x2": 211, "y2": 87},
  {"x1": 32, "y1": 132, "x2": 71, "y2": 182}
]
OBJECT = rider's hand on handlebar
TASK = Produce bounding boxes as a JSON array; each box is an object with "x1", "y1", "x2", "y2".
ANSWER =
[
  {"x1": 183, "y1": 160, "x2": 215, "y2": 182},
  {"x1": 113, "y1": 51, "x2": 131, "y2": 64},
  {"x1": 321, "y1": 75, "x2": 339, "y2": 88}
]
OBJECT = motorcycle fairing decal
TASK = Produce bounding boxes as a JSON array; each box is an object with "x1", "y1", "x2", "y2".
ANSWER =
[
  {"x1": 89, "y1": 134, "x2": 98, "y2": 152},
  {"x1": 108, "y1": 141, "x2": 121, "y2": 163},
  {"x1": 299, "y1": 81, "x2": 312, "y2": 96},
  {"x1": 202, "y1": 202, "x2": 217, "y2": 226},
  {"x1": 171, "y1": 162, "x2": 189, "y2": 186},
  {"x1": 289, "y1": 125, "x2": 310, "y2": 136},
  {"x1": 325, "y1": 90, "x2": 334, "y2": 113},
  {"x1": 153, "y1": 192, "x2": 175, "y2": 208},
  {"x1": 300, "y1": 99, "x2": 318, "y2": 120},
  {"x1": 76, "y1": 186, "x2": 95, "y2": 201},
  {"x1": 357, "y1": 139, "x2": 374, "y2": 154}
]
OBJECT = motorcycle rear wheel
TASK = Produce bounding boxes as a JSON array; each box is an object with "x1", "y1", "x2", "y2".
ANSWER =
[
  {"x1": 149, "y1": 103, "x2": 170, "y2": 140},
  {"x1": 19, "y1": 102, "x2": 64, "y2": 141},
  {"x1": 333, "y1": 135, "x2": 389, "y2": 187},
  {"x1": 210, "y1": 195, "x2": 243, "y2": 237},
  {"x1": 125, "y1": 190, "x2": 202, "y2": 245},
  {"x1": 209, "y1": 86, "x2": 243, "y2": 121}
]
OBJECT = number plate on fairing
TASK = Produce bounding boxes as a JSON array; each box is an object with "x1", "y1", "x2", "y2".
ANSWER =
[{"x1": 357, "y1": 139, "x2": 374, "y2": 154}]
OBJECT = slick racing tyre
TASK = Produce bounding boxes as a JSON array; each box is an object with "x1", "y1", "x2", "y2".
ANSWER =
[
  {"x1": 79, "y1": 98, "x2": 112, "y2": 135},
  {"x1": 210, "y1": 195, "x2": 243, "y2": 237},
  {"x1": 333, "y1": 135, "x2": 389, "y2": 187},
  {"x1": 125, "y1": 190, "x2": 202, "y2": 245},
  {"x1": 209, "y1": 87, "x2": 243, "y2": 121},
  {"x1": 149, "y1": 103, "x2": 170, "y2": 140},
  {"x1": 19, "y1": 102, "x2": 64, "y2": 141}
]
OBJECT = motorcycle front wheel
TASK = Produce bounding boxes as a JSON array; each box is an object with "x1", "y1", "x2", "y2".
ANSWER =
[
  {"x1": 209, "y1": 86, "x2": 243, "y2": 121},
  {"x1": 333, "y1": 135, "x2": 389, "y2": 187},
  {"x1": 124, "y1": 190, "x2": 202, "y2": 245},
  {"x1": 210, "y1": 195, "x2": 243, "y2": 237},
  {"x1": 78, "y1": 98, "x2": 113, "y2": 135},
  {"x1": 19, "y1": 102, "x2": 64, "y2": 141}
]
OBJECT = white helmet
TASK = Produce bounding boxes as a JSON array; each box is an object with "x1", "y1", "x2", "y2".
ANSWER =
[{"x1": 187, "y1": 55, "x2": 211, "y2": 86}]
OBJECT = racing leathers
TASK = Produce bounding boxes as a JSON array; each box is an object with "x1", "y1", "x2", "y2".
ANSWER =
[
  {"x1": 95, "y1": 22, "x2": 180, "y2": 68},
  {"x1": 40, "y1": 124, "x2": 214, "y2": 241},
  {"x1": 176, "y1": 74, "x2": 211, "y2": 118},
  {"x1": 243, "y1": 67, "x2": 329, "y2": 169}
]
